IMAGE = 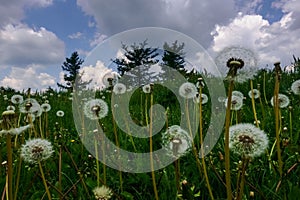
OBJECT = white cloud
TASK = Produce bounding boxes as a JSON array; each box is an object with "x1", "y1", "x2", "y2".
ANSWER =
[
  {"x1": 0, "y1": 24, "x2": 65, "y2": 67},
  {"x1": 79, "y1": 60, "x2": 112, "y2": 90},
  {"x1": 77, "y1": 0, "x2": 237, "y2": 47},
  {"x1": 0, "y1": 0, "x2": 53, "y2": 26},
  {"x1": 0, "y1": 66, "x2": 56, "y2": 91},
  {"x1": 68, "y1": 32, "x2": 83, "y2": 39},
  {"x1": 210, "y1": 10, "x2": 300, "y2": 67}
]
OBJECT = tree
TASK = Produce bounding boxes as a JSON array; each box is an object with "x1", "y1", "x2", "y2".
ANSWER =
[
  {"x1": 57, "y1": 52, "x2": 88, "y2": 91},
  {"x1": 161, "y1": 41, "x2": 187, "y2": 81},
  {"x1": 112, "y1": 40, "x2": 160, "y2": 86}
]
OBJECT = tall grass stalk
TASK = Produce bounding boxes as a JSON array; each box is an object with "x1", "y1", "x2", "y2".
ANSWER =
[{"x1": 250, "y1": 80, "x2": 259, "y2": 127}]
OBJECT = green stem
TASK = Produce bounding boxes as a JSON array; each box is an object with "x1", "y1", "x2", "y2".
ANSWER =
[
  {"x1": 274, "y1": 72, "x2": 283, "y2": 178},
  {"x1": 250, "y1": 80, "x2": 259, "y2": 127},
  {"x1": 237, "y1": 157, "x2": 249, "y2": 200},
  {"x1": 39, "y1": 162, "x2": 52, "y2": 200},
  {"x1": 6, "y1": 134, "x2": 13, "y2": 200},
  {"x1": 94, "y1": 139, "x2": 101, "y2": 186},
  {"x1": 199, "y1": 87, "x2": 214, "y2": 200},
  {"x1": 149, "y1": 93, "x2": 159, "y2": 200},
  {"x1": 224, "y1": 80, "x2": 234, "y2": 200},
  {"x1": 58, "y1": 146, "x2": 63, "y2": 200}
]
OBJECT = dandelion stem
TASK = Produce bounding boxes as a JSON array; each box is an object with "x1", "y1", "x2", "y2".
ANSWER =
[
  {"x1": 250, "y1": 80, "x2": 259, "y2": 127},
  {"x1": 224, "y1": 80, "x2": 234, "y2": 200},
  {"x1": 58, "y1": 146, "x2": 63, "y2": 200},
  {"x1": 199, "y1": 86, "x2": 214, "y2": 200},
  {"x1": 39, "y1": 162, "x2": 52, "y2": 200},
  {"x1": 94, "y1": 139, "x2": 101, "y2": 186},
  {"x1": 274, "y1": 65, "x2": 283, "y2": 178},
  {"x1": 6, "y1": 134, "x2": 13, "y2": 200},
  {"x1": 149, "y1": 92, "x2": 159, "y2": 200},
  {"x1": 237, "y1": 157, "x2": 249, "y2": 200}
]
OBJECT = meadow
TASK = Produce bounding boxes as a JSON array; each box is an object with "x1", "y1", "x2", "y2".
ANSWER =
[{"x1": 0, "y1": 60, "x2": 299, "y2": 200}]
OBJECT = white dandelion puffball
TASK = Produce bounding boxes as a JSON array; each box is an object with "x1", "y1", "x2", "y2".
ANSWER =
[
  {"x1": 215, "y1": 46, "x2": 258, "y2": 83},
  {"x1": 229, "y1": 123, "x2": 269, "y2": 158},
  {"x1": 162, "y1": 125, "x2": 192, "y2": 157},
  {"x1": 102, "y1": 71, "x2": 119, "y2": 88},
  {"x1": 21, "y1": 138, "x2": 54, "y2": 164},
  {"x1": 270, "y1": 94, "x2": 290, "y2": 108},
  {"x1": 113, "y1": 83, "x2": 126, "y2": 94},
  {"x1": 11, "y1": 94, "x2": 24, "y2": 104},
  {"x1": 7, "y1": 105, "x2": 16, "y2": 111},
  {"x1": 248, "y1": 89, "x2": 260, "y2": 99},
  {"x1": 84, "y1": 99, "x2": 108, "y2": 120},
  {"x1": 225, "y1": 95, "x2": 243, "y2": 111},
  {"x1": 56, "y1": 110, "x2": 64, "y2": 117},
  {"x1": 179, "y1": 82, "x2": 197, "y2": 99},
  {"x1": 41, "y1": 103, "x2": 51, "y2": 112},
  {"x1": 0, "y1": 124, "x2": 32, "y2": 136},
  {"x1": 142, "y1": 84, "x2": 151, "y2": 94},
  {"x1": 232, "y1": 90, "x2": 244, "y2": 98},
  {"x1": 291, "y1": 79, "x2": 300, "y2": 95},
  {"x1": 19, "y1": 98, "x2": 42, "y2": 117},
  {"x1": 93, "y1": 185, "x2": 112, "y2": 200},
  {"x1": 193, "y1": 93, "x2": 209, "y2": 104}
]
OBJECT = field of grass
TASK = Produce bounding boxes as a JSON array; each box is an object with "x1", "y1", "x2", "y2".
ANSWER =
[{"x1": 0, "y1": 66, "x2": 299, "y2": 199}]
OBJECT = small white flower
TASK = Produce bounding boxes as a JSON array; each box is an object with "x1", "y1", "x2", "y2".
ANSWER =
[
  {"x1": 225, "y1": 95, "x2": 243, "y2": 110},
  {"x1": 113, "y1": 83, "x2": 126, "y2": 94},
  {"x1": 179, "y1": 82, "x2": 197, "y2": 99},
  {"x1": 84, "y1": 99, "x2": 108, "y2": 120},
  {"x1": 291, "y1": 79, "x2": 300, "y2": 95},
  {"x1": 21, "y1": 138, "x2": 54, "y2": 164},
  {"x1": 270, "y1": 94, "x2": 290, "y2": 108},
  {"x1": 229, "y1": 123, "x2": 269, "y2": 158},
  {"x1": 248, "y1": 89, "x2": 260, "y2": 99},
  {"x1": 93, "y1": 185, "x2": 112, "y2": 200}
]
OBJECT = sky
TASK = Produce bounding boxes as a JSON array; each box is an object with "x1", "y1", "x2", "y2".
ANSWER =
[{"x1": 0, "y1": 0, "x2": 299, "y2": 91}]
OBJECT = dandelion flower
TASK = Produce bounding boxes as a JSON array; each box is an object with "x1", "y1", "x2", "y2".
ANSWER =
[
  {"x1": 21, "y1": 138, "x2": 54, "y2": 164},
  {"x1": 232, "y1": 91, "x2": 244, "y2": 98},
  {"x1": 102, "y1": 71, "x2": 119, "y2": 88},
  {"x1": 6, "y1": 105, "x2": 16, "y2": 111},
  {"x1": 229, "y1": 123, "x2": 269, "y2": 158},
  {"x1": 248, "y1": 89, "x2": 260, "y2": 99},
  {"x1": 291, "y1": 79, "x2": 300, "y2": 95},
  {"x1": 19, "y1": 98, "x2": 42, "y2": 117},
  {"x1": 162, "y1": 125, "x2": 192, "y2": 157},
  {"x1": 193, "y1": 93, "x2": 209, "y2": 104},
  {"x1": 142, "y1": 84, "x2": 151, "y2": 94},
  {"x1": 113, "y1": 83, "x2": 126, "y2": 94},
  {"x1": 179, "y1": 82, "x2": 197, "y2": 99},
  {"x1": 84, "y1": 99, "x2": 108, "y2": 120},
  {"x1": 56, "y1": 110, "x2": 64, "y2": 117},
  {"x1": 93, "y1": 185, "x2": 112, "y2": 200},
  {"x1": 225, "y1": 95, "x2": 243, "y2": 110},
  {"x1": 41, "y1": 103, "x2": 51, "y2": 112},
  {"x1": 270, "y1": 94, "x2": 290, "y2": 108},
  {"x1": 11, "y1": 94, "x2": 23, "y2": 104},
  {"x1": 215, "y1": 46, "x2": 258, "y2": 83}
]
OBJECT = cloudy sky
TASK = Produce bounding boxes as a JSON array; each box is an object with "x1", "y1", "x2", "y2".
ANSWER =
[{"x1": 0, "y1": 0, "x2": 299, "y2": 91}]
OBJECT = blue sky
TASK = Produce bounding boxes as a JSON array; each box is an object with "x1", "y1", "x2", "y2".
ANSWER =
[{"x1": 0, "y1": 0, "x2": 299, "y2": 91}]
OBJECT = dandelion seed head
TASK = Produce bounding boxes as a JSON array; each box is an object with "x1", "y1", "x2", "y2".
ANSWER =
[
  {"x1": 232, "y1": 91, "x2": 244, "y2": 98},
  {"x1": 56, "y1": 110, "x2": 64, "y2": 117},
  {"x1": 179, "y1": 82, "x2": 197, "y2": 99},
  {"x1": 229, "y1": 123, "x2": 269, "y2": 158},
  {"x1": 102, "y1": 71, "x2": 119, "y2": 88},
  {"x1": 162, "y1": 125, "x2": 192, "y2": 157},
  {"x1": 41, "y1": 103, "x2": 51, "y2": 112},
  {"x1": 93, "y1": 185, "x2": 112, "y2": 200},
  {"x1": 6, "y1": 105, "x2": 15, "y2": 111},
  {"x1": 21, "y1": 138, "x2": 54, "y2": 164},
  {"x1": 225, "y1": 95, "x2": 243, "y2": 110},
  {"x1": 113, "y1": 83, "x2": 126, "y2": 94},
  {"x1": 19, "y1": 98, "x2": 42, "y2": 117},
  {"x1": 84, "y1": 99, "x2": 108, "y2": 120},
  {"x1": 142, "y1": 84, "x2": 151, "y2": 93},
  {"x1": 291, "y1": 79, "x2": 300, "y2": 95},
  {"x1": 248, "y1": 89, "x2": 260, "y2": 99},
  {"x1": 270, "y1": 94, "x2": 290, "y2": 108},
  {"x1": 11, "y1": 94, "x2": 23, "y2": 104},
  {"x1": 193, "y1": 93, "x2": 208, "y2": 104}
]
